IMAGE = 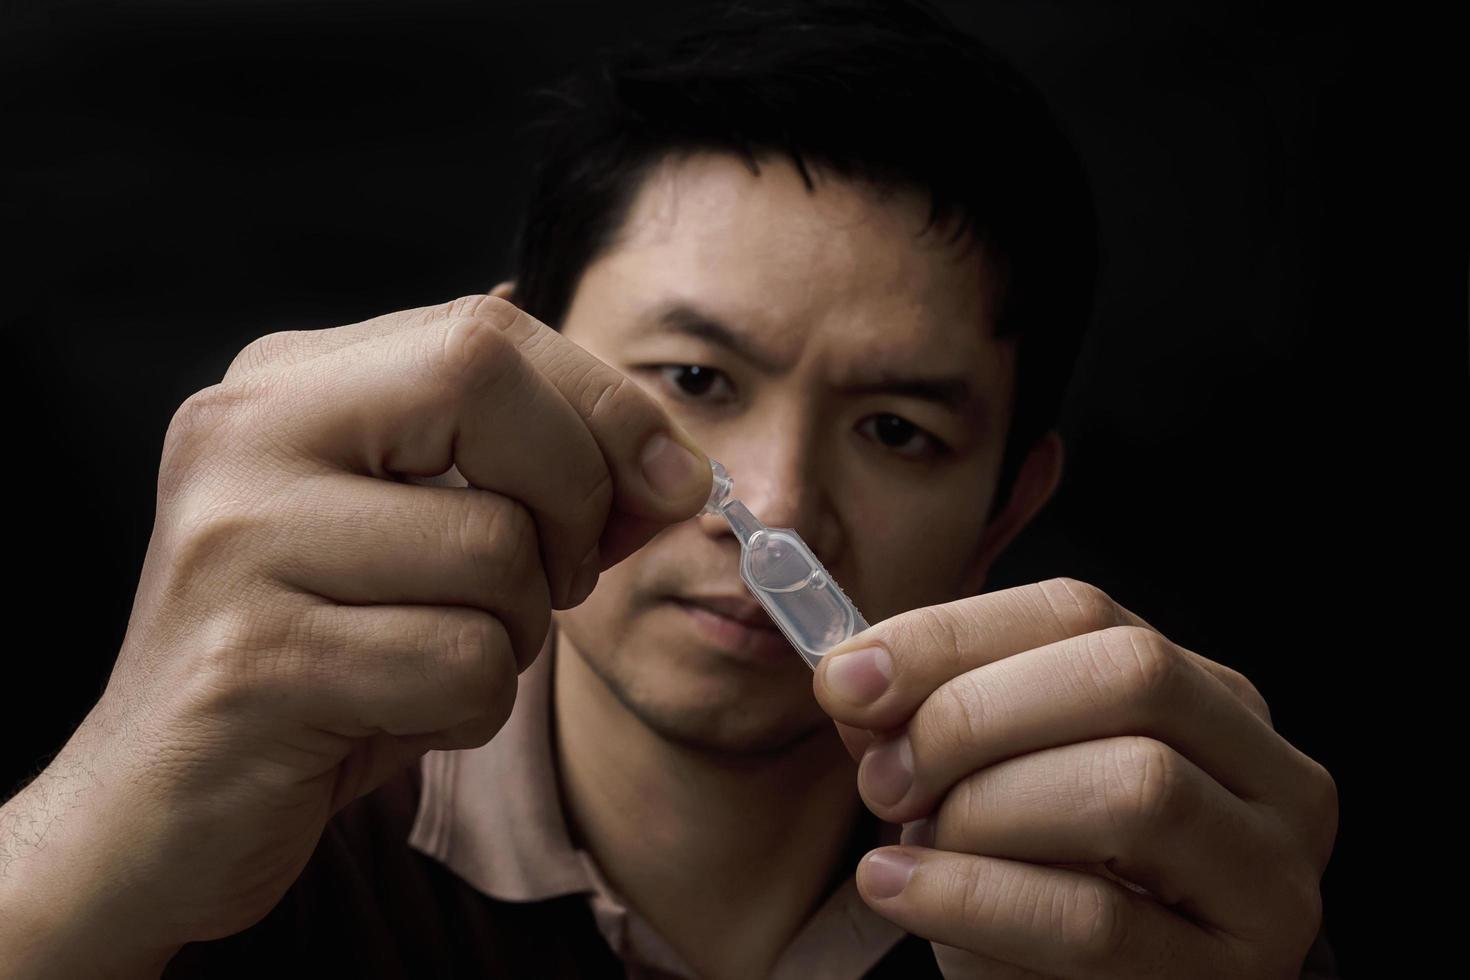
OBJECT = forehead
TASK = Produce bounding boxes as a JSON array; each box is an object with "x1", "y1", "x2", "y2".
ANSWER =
[{"x1": 571, "y1": 151, "x2": 1010, "y2": 384}]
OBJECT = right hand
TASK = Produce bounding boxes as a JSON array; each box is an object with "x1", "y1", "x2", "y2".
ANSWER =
[{"x1": 0, "y1": 294, "x2": 711, "y2": 973}]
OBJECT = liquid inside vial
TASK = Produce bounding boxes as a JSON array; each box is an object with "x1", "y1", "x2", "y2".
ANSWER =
[
  {"x1": 741, "y1": 528, "x2": 863, "y2": 661},
  {"x1": 745, "y1": 531, "x2": 814, "y2": 592},
  {"x1": 706, "y1": 458, "x2": 869, "y2": 667}
]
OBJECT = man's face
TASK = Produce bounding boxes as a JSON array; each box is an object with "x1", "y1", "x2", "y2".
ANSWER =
[{"x1": 554, "y1": 152, "x2": 1021, "y2": 755}]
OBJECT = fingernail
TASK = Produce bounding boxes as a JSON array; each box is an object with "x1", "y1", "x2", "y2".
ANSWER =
[
  {"x1": 640, "y1": 433, "x2": 704, "y2": 499},
  {"x1": 567, "y1": 547, "x2": 601, "y2": 606},
  {"x1": 861, "y1": 850, "x2": 917, "y2": 900},
  {"x1": 823, "y1": 645, "x2": 892, "y2": 705},
  {"x1": 900, "y1": 818, "x2": 935, "y2": 848},
  {"x1": 861, "y1": 734, "x2": 914, "y2": 807}
]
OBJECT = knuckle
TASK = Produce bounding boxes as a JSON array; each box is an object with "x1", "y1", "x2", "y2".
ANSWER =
[
  {"x1": 1090, "y1": 625, "x2": 1187, "y2": 707},
  {"x1": 1240, "y1": 859, "x2": 1324, "y2": 965},
  {"x1": 1036, "y1": 577, "x2": 1123, "y2": 635},
  {"x1": 1102, "y1": 736, "x2": 1193, "y2": 834},
  {"x1": 165, "y1": 497, "x2": 261, "y2": 585},
  {"x1": 432, "y1": 307, "x2": 523, "y2": 391},
  {"x1": 1302, "y1": 758, "x2": 1340, "y2": 860},
  {"x1": 449, "y1": 495, "x2": 552, "y2": 669},
  {"x1": 442, "y1": 613, "x2": 494, "y2": 676},
  {"x1": 469, "y1": 618, "x2": 519, "y2": 727},
  {"x1": 918, "y1": 675, "x2": 989, "y2": 758},
  {"x1": 161, "y1": 385, "x2": 236, "y2": 467},
  {"x1": 578, "y1": 369, "x2": 636, "y2": 423},
  {"x1": 510, "y1": 592, "x2": 553, "y2": 672},
  {"x1": 459, "y1": 495, "x2": 538, "y2": 574},
  {"x1": 158, "y1": 382, "x2": 265, "y2": 497},
  {"x1": 575, "y1": 466, "x2": 615, "y2": 526},
  {"x1": 439, "y1": 614, "x2": 515, "y2": 703},
  {"x1": 1309, "y1": 758, "x2": 1340, "y2": 823},
  {"x1": 936, "y1": 860, "x2": 996, "y2": 931},
  {"x1": 561, "y1": 369, "x2": 625, "y2": 510},
  {"x1": 1287, "y1": 868, "x2": 1325, "y2": 947},
  {"x1": 444, "y1": 293, "x2": 518, "y2": 322},
  {"x1": 225, "y1": 330, "x2": 305, "y2": 382},
  {"x1": 193, "y1": 598, "x2": 299, "y2": 697},
  {"x1": 1054, "y1": 876, "x2": 1128, "y2": 967},
  {"x1": 906, "y1": 603, "x2": 971, "y2": 673},
  {"x1": 1214, "y1": 662, "x2": 1274, "y2": 726},
  {"x1": 943, "y1": 772, "x2": 989, "y2": 831}
]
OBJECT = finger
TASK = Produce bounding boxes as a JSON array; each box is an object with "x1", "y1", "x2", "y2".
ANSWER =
[
  {"x1": 228, "y1": 296, "x2": 710, "y2": 603},
  {"x1": 209, "y1": 309, "x2": 606, "y2": 606},
  {"x1": 330, "y1": 707, "x2": 523, "y2": 815},
  {"x1": 814, "y1": 578, "x2": 1272, "y2": 732},
  {"x1": 324, "y1": 723, "x2": 513, "y2": 818},
  {"x1": 852, "y1": 627, "x2": 1311, "y2": 825},
  {"x1": 232, "y1": 600, "x2": 518, "y2": 741},
  {"x1": 260, "y1": 474, "x2": 552, "y2": 669},
  {"x1": 923, "y1": 736, "x2": 1287, "y2": 934},
  {"x1": 855, "y1": 847, "x2": 1228, "y2": 979},
  {"x1": 222, "y1": 294, "x2": 501, "y2": 384},
  {"x1": 320, "y1": 294, "x2": 708, "y2": 521},
  {"x1": 481, "y1": 297, "x2": 713, "y2": 562}
]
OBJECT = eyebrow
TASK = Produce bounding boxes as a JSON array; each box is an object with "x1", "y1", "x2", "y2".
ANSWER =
[
  {"x1": 649, "y1": 300, "x2": 977, "y2": 413},
  {"x1": 833, "y1": 375, "x2": 973, "y2": 411},
  {"x1": 654, "y1": 302, "x2": 786, "y2": 372}
]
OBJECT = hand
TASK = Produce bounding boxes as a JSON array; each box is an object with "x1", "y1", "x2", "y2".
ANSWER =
[
  {"x1": 0, "y1": 295, "x2": 711, "y2": 974},
  {"x1": 813, "y1": 578, "x2": 1338, "y2": 979}
]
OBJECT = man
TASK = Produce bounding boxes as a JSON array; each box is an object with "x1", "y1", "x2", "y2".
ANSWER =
[{"x1": 0, "y1": 1, "x2": 1339, "y2": 977}]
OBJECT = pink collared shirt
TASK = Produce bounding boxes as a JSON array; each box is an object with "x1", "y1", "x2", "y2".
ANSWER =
[{"x1": 407, "y1": 626, "x2": 907, "y2": 979}]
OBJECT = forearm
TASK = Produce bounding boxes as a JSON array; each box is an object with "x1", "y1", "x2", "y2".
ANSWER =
[
  {"x1": 1, "y1": 757, "x2": 178, "y2": 979},
  {"x1": 0, "y1": 904, "x2": 174, "y2": 980}
]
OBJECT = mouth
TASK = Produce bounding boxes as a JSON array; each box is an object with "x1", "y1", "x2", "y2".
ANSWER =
[
  {"x1": 667, "y1": 593, "x2": 791, "y2": 660},
  {"x1": 677, "y1": 593, "x2": 778, "y2": 630}
]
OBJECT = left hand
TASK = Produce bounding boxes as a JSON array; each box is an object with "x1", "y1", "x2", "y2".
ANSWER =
[{"x1": 813, "y1": 578, "x2": 1338, "y2": 979}]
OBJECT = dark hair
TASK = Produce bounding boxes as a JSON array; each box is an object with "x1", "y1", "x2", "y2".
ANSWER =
[{"x1": 509, "y1": 0, "x2": 1097, "y2": 521}]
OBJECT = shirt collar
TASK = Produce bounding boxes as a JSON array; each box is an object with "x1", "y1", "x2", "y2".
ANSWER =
[
  {"x1": 408, "y1": 624, "x2": 910, "y2": 978},
  {"x1": 407, "y1": 625, "x2": 588, "y2": 901}
]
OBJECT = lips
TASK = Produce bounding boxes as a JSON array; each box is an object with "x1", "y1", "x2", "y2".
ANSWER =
[{"x1": 675, "y1": 594, "x2": 779, "y2": 631}]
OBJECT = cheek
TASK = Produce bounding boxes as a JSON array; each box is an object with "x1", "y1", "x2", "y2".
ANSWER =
[
  {"x1": 849, "y1": 493, "x2": 989, "y2": 619},
  {"x1": 557, "y1": 545, "x2": 645, "y2": 645},
  {"x1": 554, "y1": 521, "x2": 695, "y2": 660}
]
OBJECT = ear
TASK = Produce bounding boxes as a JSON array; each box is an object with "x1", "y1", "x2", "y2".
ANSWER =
[
  {"x1": 489, "y1": 279, "x2": 516, "y2": 301},
  {"x1": 960, "y1": 429, "x2": 1066, "y2": 596}
]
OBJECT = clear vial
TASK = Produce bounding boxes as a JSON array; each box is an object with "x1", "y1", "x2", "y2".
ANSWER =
[{"x1": 703, "y1": 460, "x2": 869, "y2": 668}]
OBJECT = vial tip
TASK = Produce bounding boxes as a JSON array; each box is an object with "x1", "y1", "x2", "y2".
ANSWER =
[{"x1": 704, "y1": 459, "x2": 733, "y2": 514}]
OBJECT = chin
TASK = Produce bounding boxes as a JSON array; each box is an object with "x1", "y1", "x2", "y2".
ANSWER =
[{"x1": 633, "y1": 694, "x2": 836, "y2": 759}]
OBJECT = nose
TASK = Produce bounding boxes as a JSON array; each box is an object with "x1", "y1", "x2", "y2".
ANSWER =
[{"x1": 698, "y1": 411, "x2": 841, "y2": 564}]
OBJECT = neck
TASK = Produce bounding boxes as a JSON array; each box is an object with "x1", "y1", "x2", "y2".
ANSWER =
[{"x1": 552, "y1": 631, "x2": 864, "y2": 980}]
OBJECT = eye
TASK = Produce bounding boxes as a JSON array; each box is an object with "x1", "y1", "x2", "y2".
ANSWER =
[
  {"x1": 653, "y1": 364, "x2": 735, "y2": 404},
  {"x1": 857, "y1": 413, "x2": 950, "y2": 459}
]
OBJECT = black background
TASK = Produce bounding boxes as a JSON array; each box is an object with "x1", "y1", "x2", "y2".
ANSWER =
[{"x1": 2, "y1": 1, "x2": 1461, "y2": 976}]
